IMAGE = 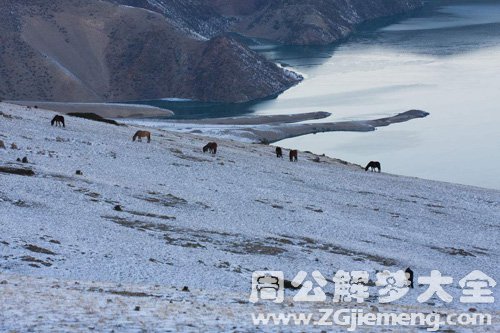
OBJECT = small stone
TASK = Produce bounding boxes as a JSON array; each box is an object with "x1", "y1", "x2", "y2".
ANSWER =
[
  {"x1": 22, "y1": 156, "x2": 29, "y2": 163},
  {"x1": 469, "y1": 307, "x2": 477, "y2": 313},
  {"x1": 11, "y1": 143, "x2": 18, "y2": 150},
  {"x1": 76, "y1": 170, "x2": 83, "y2": 175},
  {"x1": 182, "y1": 286, "x2": 190, "y2": 292},
  {"x1": 114, "y1": 205, "x2": 123, "y2": 211},
  {"x1": 134, "y1": 306, "x2": 141, "y2": 311},
  {"x1": 0, "y1": 280, "x2": 7, "y2": 284}
]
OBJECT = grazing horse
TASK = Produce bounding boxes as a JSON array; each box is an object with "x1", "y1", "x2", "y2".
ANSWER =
[
  {"x1": 51, "y1": 115, "x2": 65, "y2": 127},
  {"x1": 365, "y1": 161, "x2": 381, "y2": 172},
  {"x1": 275, "y1": 147, "x2": 283, "y2": 158},
  {"x1": 405, "y1": 267, "x2": 414, "y2": 288},
  {"x1": 132, "y1": 130, "x2": 151, "y2": 143},
  {"x1": 289, "y1": 150, "x2": 298, "y2": 162},
  {"x1": 203, "y1": 142, "x2": 217, "y2": 154}
]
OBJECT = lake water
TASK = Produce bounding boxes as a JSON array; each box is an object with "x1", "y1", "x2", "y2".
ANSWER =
[{"x1": 142, "y1": 0, "x2": 500, "y2": 190}]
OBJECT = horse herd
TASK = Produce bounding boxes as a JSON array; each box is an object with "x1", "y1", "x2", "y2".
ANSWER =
[
  {"x1": 275, "y1": 146, "x2": 298, "y2": 162},
  {"x1": 51, "y1": 115, "x2": 381, "y2": 172}
]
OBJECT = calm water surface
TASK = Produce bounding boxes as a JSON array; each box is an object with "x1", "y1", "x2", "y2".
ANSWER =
[{"x1": 144, "y1": 0, "x2": 500, "y2": 189}]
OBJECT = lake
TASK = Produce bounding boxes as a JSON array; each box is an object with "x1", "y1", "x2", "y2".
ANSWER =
[{"x1": 140, "y1": 0, "x2": 500, "y2": 190}]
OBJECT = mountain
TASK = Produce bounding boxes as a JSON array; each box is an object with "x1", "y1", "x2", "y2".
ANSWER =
[
  {"x1": 114, "y1": 0, "x2": 424, "y2": 45},
  {"x1": 0, "y1": 0, "x2": 299, "y2": 103},
  {"x1": 0, "y1": 0, "x2": 422, "y2": 103}
]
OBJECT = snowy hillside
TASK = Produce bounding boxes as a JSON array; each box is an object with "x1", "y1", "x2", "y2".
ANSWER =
[{"x1": 0, "y1": 103, "x2": 499, "y2": 332}]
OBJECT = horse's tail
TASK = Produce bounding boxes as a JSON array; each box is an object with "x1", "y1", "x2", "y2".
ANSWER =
[
  {"x1": 62, "y1": 118, "x2": 65, "y2": 127},
  {"x1": 147, "y1": 133, "x2": 151, "y2": 143}
]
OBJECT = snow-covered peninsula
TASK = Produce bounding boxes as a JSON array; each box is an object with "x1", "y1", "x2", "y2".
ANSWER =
[{"x1": 0, "y1": 103, "x2": 499, "y2": 332}]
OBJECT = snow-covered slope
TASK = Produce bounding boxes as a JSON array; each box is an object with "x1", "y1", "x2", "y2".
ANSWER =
[{"x1": 0, "y1": 103, "x2": 499, "y2": 331}]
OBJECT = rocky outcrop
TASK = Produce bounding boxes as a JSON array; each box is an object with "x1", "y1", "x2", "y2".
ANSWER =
[
  {"x1": 188, "y1": 36, "x2": 301, "y2": 102},
  {"x1": 0, "y1": 0, "x2": 300, "y2": 103}
]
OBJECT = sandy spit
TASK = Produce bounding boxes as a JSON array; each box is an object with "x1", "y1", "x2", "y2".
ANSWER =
[{"x1": 7, "y1": 101, "x2": 174, "y2": 119}]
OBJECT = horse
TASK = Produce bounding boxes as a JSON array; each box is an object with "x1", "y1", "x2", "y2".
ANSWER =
[
  {"x1": 289, "y1": 150, "x2": 298, "y2": 162},
  {"x1": 365, "y1": 161, "x2": 381, "y2": 172},
  {"x1": 275, "y1": 147, "x2": 283, "y2": 158},
  {"x1": 405, "y1": 267, "x2": 414, "y2": 288},
  {"x1": 132, "y1": 130, "x2": 151, "y2": 143},
  {"x1": 203, "y1": 142, "x2": 217, "y2": 154},
  {"x1": 51, "y1": 115, "x2": 65, "y2": 127}
]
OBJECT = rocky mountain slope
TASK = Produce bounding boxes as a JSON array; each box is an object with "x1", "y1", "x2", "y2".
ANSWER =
[
  {"x1": 0, "y1": 0, "x2": 299, "y2": 103},
  {"x1": 0, "y1": 102, "x2": 499, "y2": 331},
  {"x1": 114, "y1": 0, "x2": 424, "y2": 45},
  {"x1": 0, "y1": 0, "x2": 424, "y2": 104}
]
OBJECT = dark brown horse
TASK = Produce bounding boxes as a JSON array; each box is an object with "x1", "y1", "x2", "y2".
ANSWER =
[
  {"x1": 405, "y1": 267, "x2": 414, "y2": 288},
  {"x1": 289, "y1": 150, "x2": 298, "y2": 162},
  {"x1": 133, "y1": 130, "x2": 151, "y2": 143},
  {"x1": 275, "y1": 147, "x2": 283, "y2": 158},
  {"x1": 51, "y1": 115, "x2": 65, "y2": 127},
  {"x1": 203, "y1": 142, "x2": 217, "y2": 154},
  {"x1": 365, "y1": 161, "x2": 381, "y2": 172}
]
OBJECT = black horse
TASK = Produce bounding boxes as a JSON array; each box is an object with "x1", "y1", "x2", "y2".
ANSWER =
[
  {"x1": 51, "y1": 115, "x2": 65, "y2": 127},
  {"x1": 275, "y1": 147, "x2": 283, "y2": 158},
  {"x1": 405, "y1": 267, "x2": 414, "y2": 288},
  {"x1": 365, "y1": 161, "x2": 381, "y2": 172}
]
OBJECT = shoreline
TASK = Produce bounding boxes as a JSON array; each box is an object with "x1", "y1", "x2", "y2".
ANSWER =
[
  {"x1": 241, "y1": 109, "x2": 430, "y2": 143},
  {"x1": 6, "y1": 101, "x2": 174, "y2": 119},
  {"x1": 170, "y1": 111, "x2": 331, "y2": 125},
  {"x1": 127, "y1": 109, "x2": 429, "y2": 144}
]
